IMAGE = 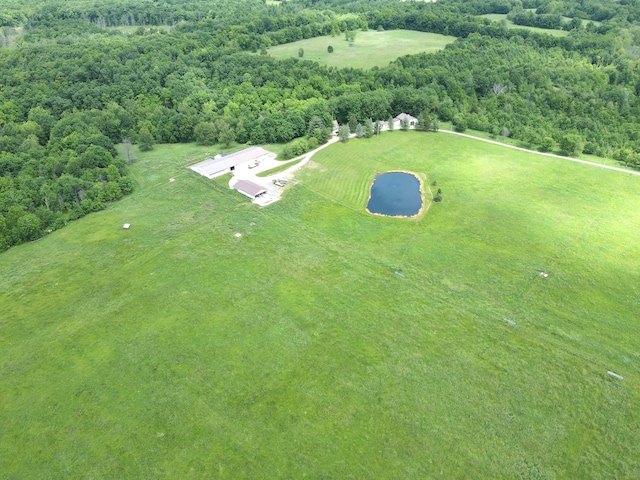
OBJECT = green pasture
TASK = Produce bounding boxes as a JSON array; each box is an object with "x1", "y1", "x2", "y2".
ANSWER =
[
  {"x1": 266, "y1": 29, "x2": 456, "y2": 69},
  {"x1": 1, "y1": 133, "x2": 639, "y2": 478},
  {"x1": 479, "y1": 14, "x2": 570, "y2": 36}
]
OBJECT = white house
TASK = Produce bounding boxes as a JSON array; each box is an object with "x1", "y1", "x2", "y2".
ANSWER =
[
  {"x1": 190, "y1": 146, "x2": 276, "y2": 179},
  {"x1": 393, "y1": 113, "x2": 418, "y2": 128}
]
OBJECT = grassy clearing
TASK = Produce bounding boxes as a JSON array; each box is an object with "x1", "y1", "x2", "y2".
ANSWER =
[
  {"x1": 267, "y1": 29, "x2": 456, "y2": 69},
  {"x1": 479, "y1": 14, "x2": 570, "y2": 36},
  {"x1": 1, "y1": 133, "x2": 639, "y2": 478}
]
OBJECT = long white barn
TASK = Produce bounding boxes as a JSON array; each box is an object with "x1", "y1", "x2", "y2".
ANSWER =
[{"x1": 190, "y1": 146, "x2": 276, "y2": 179}]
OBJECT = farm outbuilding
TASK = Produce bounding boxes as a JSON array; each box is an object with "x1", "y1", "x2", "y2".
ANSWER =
[
  {"x1": 190, "y1": 146, "x2": 276, "y2": 179},
  {"x1": 234, "y1": 179, "x2": 267, "y2": 199}
]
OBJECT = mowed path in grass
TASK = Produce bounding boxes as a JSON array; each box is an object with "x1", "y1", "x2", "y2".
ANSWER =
[
  {"x1": 267, "y1": 30, "x2": 456, "y2": 69},
  {"x1": 1, "y1": 134, "x2": 640, "y2": 478}
]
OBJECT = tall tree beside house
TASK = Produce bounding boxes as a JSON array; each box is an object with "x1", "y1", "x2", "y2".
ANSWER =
[
  {"x1": 307, "y1": 115, "x2": 330, "y2": 145},
  {"x1": 387, "y1": 116, "x2": 394, "y2": 132},
  {"x1": 416, "y1": 110, "x2": 438, "y2": 132},
  {"x1": 416, "y1": 111, "x2": 430, "y2": 132},
  {"x1": 348, "y1": 114, "x2": 358, "y2": 132},
  {"x1": 400, "y1": 118, "x2": 410, "y2": 131},
  {"x1": 364, "y1": 118, "x2": 374, "y2": 138},
  {"x1": 374, "y1": 120, "x2": 382, "y2": 136},
  {"x1": 338, "y1": 124, "x2": 350, "y2": 143},
  {"x1": 355, "y1": 123, "x2": 364, "y2": 138}
]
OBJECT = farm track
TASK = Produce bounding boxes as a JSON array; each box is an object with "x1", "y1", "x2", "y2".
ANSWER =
[{"x1": 439, "y1": 129, "x2": 640, "y2": 176}]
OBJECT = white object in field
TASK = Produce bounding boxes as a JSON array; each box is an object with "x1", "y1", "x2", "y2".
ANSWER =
[
  {"x1": 607, "y1": 371, "x2": 624, "y2": 380},
  {"x1": 503, "y1": 318, "x2": 516, "y2": 325},
  {"x1": 123, "y1": 224, "x2": 131, "y2": 229},
  {"x1": 169, "y1": 177, "x2": 175, "y2": 182},
  {"x1": 235, "y1": 233, "x2": 242, "y2": 238}
]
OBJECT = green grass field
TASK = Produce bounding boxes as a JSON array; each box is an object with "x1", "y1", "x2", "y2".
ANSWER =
[
  {"x1": 1, "y1": 133, "x2": 639, "y2": 478},
  {"x1": 480, "y1": 14, "x2": 570, "y2": 36},
  {"x1": 266, "y1": 30, "x2": 456, "y2": 69}
]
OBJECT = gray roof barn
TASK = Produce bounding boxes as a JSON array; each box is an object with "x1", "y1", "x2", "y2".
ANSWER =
[{"x1": 190, "y1": 146, "x2": 274, "y2": 179}]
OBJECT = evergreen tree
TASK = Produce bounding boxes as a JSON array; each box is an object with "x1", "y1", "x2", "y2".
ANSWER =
[
  {"x1": 307, "y1": 115, "x2": 326, "y2": 137},
  {"x1": 355, "y1": 123, "x2": 364, "y2": 138},
  {"x1": 338, "y1": 124, "x2": 350, "y2": 143},
  {"x1": 388, "y1": 116, "x2": 394, "y2": 132},
  {"x1": 400, "y1": 118, "x2": 410, "y2": 131},
  {"x1": 348, "y1": 114, "x2": 358, "y2": 132},
  {"x1": 364, "y1": 118, "x2": 374, "y2": 138},
  {"x1": 416, "y1": 111, "x2": 429, "y2": 132}
]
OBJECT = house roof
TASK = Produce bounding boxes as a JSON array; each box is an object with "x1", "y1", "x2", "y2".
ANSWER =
[
  {"x1": 393, "y1": 113, "x2": 418, "y2": 122},
  {"x1": 234, "y1": 179, "x2": 267, "y2": 197},
  {"x1": 190, "y1": 146, "x2": 274, "y2": 177}
]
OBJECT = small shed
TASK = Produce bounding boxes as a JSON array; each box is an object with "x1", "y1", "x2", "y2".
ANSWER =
[{"x1": 234, "y1": 179, "x2": 267, "y2": 199}]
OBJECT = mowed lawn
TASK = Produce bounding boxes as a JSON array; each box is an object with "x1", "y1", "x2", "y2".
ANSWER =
[
  {"x1": 1, "y1": 133, "x2": 640, "y2": 478},
  {"x1": 267, "y1": 30, "x2": 456, "y2": 69}
]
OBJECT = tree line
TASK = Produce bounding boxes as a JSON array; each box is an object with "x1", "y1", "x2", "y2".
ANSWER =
[{"x1": 2, "y1": 0, "x2": 640, "y2": 249}]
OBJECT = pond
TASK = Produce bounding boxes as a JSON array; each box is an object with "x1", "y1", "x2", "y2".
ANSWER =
[{"x1": 366, "y1": 171, "x2": 423, "y2": 218}]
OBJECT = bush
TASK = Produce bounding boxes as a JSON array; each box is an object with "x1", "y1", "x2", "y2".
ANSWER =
[
  {"x1": 538, "y1": 136, "x2": 555, "y2": 152},
  {"x1": 281, "y1": 138, "x2": 312, "y2": 160},
  {"x1": 118, "y1": 176, "x2": 134, "y2": 195},
  {"x1": 452, "y1": 114, "x2": 467, "y2": 133},
  {"x1": 17, "y1": 213, "x2": 41, "y2": 241},
  {"x1": 327, "y1": 45, "x2": 333, "y2": 53}
]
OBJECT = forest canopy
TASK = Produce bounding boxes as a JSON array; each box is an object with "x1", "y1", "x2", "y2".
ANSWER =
[{"x1": 2, "y1": 0, "x2": 640, "y2": 249}]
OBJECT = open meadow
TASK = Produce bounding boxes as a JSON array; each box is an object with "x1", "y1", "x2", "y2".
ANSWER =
[
  {"x1": 479, "y1": 14, "x2": 570, "y2": 36},
  {"x1": 1, "y1": 132, "x2": 639, "y2": 478},
  {"x1": 266, "y1": 30, "x2": 456, "y2": 69}
]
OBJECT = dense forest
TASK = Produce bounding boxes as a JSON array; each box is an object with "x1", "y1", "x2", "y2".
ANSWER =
[{"x1": 2, "y1": 0, "x2": 640, "y2": 250}]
